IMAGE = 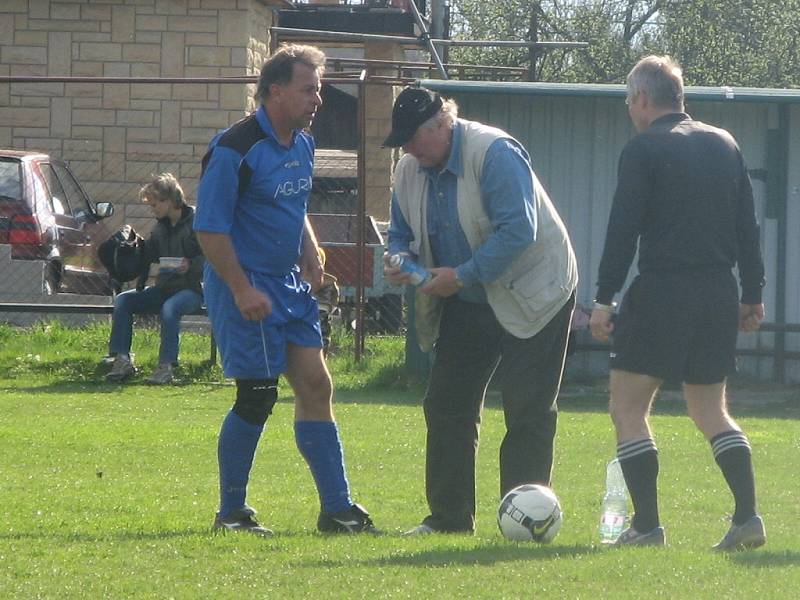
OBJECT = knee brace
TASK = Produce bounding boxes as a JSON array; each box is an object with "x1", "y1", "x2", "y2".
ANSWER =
[{"x1": 233, "y1": 378, "x2": 279, "y2": 426}]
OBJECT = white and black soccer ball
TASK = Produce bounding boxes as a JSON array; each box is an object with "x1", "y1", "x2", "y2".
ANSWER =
[{"x1": 497, "y1": 483, "x2": 563, "y2": 542}]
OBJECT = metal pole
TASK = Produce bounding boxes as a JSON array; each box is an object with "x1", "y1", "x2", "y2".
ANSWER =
[
  {"x1": 354, "y1": 69, "x2": 368, "y2": 362},
  {"x1": 270, "y1": 27, "x2": 587, "y2": 50},
  {"x1": 403, "y1": 0, "x2": 449, "y2": 80},
  {"x1": 430, "y1": 0, "x2": 447, "y2": 63},
  {"x1": 437, "y1": 40, "x2": 587, "y2": 48},
  {"x1": 774, "y1": 104, "x2": 789, "y2": 382},
  {"x1": 271, "y1": 26, "x2": 422, "y2": 45}
]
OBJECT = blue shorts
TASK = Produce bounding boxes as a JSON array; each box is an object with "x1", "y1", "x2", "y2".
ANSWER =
[{"x1": 204, "y1": 266, "x2": 322, "y2": 379}]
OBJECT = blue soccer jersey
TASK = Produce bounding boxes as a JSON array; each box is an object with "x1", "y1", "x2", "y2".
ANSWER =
[
  {"x1": 196, "y1": 106, "x2": 322, "y2": 379},
  {"x1": 195, "y1": 105, "x2": 314, "y2": 275}
]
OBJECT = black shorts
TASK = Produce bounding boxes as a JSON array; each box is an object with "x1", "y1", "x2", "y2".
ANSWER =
[{"x1": 610, "y1": 270, "x2": 739, "y2": 384}]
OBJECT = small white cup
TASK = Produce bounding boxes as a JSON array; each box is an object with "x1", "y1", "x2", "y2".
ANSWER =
[{"x1": 159, "y1": 256, "x2": 183, "y2": 272}]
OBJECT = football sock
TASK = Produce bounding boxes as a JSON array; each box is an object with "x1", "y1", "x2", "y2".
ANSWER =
[
  {"x1": 711, "y1": 430, "x2": 757, "y2": 525},
  {"x1": 218, "y1": 410, "x2": 264, "y2": 519},
  {"x1": 617, "y1": 437, "x2": 660, "y2": 533},
  {"x1": 295, "y1": 420, "x2": 353, "y2": 514}
]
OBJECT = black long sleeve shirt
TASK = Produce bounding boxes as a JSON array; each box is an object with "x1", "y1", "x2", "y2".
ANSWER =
[{"x1": 596, "y1": 113, "x2": 765, "y2": 305}]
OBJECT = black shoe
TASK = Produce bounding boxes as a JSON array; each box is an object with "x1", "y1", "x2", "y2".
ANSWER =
[
  {"x1": 317, "y1": 503, "x2": 381, "y2": 534},
  {"x1": 213, "y1": 506, "x2": 273, "y2": 537}
]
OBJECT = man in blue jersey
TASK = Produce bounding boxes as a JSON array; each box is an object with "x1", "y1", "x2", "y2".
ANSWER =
[
  {"x1": 383, "y1": 87, "x2": 578, "y2": 535},
  {"x1": 195, "y1": 44, "x2": 377, "y2": 536}
]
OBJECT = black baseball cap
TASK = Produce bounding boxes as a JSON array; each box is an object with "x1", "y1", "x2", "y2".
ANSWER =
[{"x1": 382, "y1": 87, "x2": 444, "y2": 148}]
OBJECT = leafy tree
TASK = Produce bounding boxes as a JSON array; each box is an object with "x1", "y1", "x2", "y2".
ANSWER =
[
  {"x1": 661, "y1": 0, "x2": 800, "y2": 87},
  {"x1": 447, "y1": 1, "x2": 667, "y2": 82},
  {"x1": 445, "y1": 0, "x2": 800, "y2": 87}
]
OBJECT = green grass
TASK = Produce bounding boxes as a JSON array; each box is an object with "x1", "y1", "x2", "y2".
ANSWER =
[{"x1": 0, "y1": 322, "x2": 798, "y2": 598}]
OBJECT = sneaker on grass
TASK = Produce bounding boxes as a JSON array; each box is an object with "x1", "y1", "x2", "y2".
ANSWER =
[
  {"x1": 613, "y1": 525, "x2": 666, "y2": 547},
  {"x1": 213, "y1": 506, "x2": 273, "y2": 537},
  {"x1": 106, "y1": 354, "x2": 135, "y2": 382},
  {"x1": 317, "y1": 503, "x2": 381, "y2": 534},
  {"x1": 146, "y1": 363, "x2": 174, "y2": 385},
  {"x1": 713, "y1": 514, "x2": 766, "y2": 551},
  {"x1": 403, "y1": 523, "x2": 437, "y2": 537}
]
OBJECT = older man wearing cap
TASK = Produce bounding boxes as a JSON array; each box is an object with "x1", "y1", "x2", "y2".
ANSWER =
[{"x1": 383, "y1": 86, "x2": 578, "y2": 535}]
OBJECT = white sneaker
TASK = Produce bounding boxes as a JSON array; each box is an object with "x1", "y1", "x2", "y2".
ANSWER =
[{"x1": 146, "y1": 363, "x2": 173, "y2": 385}]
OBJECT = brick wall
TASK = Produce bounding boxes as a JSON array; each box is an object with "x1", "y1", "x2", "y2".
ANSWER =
[
  {"x1": 0, "y1": 0, "x2": 278, "y2": 232},
  {"x1": 363, "y1": 41, "x2": 404, "y2": 221}
]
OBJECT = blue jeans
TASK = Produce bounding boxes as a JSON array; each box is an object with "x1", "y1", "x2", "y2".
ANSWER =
[{"x1": 109, "y1": 286, "x2": 203, "y2": 365}]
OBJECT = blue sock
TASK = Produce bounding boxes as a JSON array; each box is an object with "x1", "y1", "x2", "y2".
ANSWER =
[
  {"x1": 295, "y1": 420, "x2": 353, "y2": 514},
  {"x1": 218, "y1": 410, "x2": 264, "y2": 519}
]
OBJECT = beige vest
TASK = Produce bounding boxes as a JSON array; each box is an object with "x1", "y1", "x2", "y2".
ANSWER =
[{"x1": 393, "y1": 119, "x2": 578, "y2": 351}]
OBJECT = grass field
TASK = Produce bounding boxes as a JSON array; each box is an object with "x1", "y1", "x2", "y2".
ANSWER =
[{"x1": 1, "y1": 323, "x2": 799, "y2": 598}]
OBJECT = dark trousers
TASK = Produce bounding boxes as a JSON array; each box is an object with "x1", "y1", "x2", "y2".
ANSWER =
[{"x1": 421, "y1": 293, "x2": 574, "y2": 532}]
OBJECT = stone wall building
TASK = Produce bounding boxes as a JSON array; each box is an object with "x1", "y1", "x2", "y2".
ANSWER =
[{"x1": 0, "y1": 0, "x2": 286, "y2": 233}]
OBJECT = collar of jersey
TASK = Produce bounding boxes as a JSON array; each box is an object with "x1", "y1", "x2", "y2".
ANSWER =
[
  {"x1": 649, "y1": 112, "x2": 691, "y2": 128},
  {"x1": 255, "y1": 104, "x2": 299, "y2": 148}
]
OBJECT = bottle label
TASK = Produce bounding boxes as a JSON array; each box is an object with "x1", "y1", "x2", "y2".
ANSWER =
[
  {"x1": 390, "y1": 254, "x2": 431, "y2": 287},
  {"x1": 599, "y1": 512, "x2": 626, "y2": 543},
  {"x1": 601, "y1": 513, "x2": 625, "y2": 528}
]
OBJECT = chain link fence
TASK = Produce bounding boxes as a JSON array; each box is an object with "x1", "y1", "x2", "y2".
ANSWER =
[{"x1": 0, "y1": 76, "x2": 407, "y2": 350}]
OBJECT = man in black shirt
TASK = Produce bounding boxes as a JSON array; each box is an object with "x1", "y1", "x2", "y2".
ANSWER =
[{"x1": 589, "y1": 55, "x2": 766, "y2": 551}]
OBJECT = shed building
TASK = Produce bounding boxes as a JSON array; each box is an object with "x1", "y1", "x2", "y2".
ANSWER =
[{"x1": 420, "y1": 79, "x2": 800, "y2": 383}]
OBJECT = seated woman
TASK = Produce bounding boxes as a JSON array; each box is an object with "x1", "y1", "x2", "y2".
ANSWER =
[{"x1": 106, "y1": 173, "x2": 204, "y2": 384}]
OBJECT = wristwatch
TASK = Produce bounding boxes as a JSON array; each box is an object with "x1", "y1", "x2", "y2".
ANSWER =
[{"x1": 593, "y1": 300, "x2": 617, "y2": 313}]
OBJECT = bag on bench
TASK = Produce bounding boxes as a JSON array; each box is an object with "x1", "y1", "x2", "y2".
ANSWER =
[{"x1": 98, "y1": 224, "x2": 147, "y2": 288}]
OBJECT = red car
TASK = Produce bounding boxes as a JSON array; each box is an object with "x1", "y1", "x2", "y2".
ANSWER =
[{"x1": 0, "y1": 150, "x2": 116, "y2": 295}]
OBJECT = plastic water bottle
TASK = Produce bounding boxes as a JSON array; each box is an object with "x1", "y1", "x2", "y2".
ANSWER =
[
  {"x1": 599, "y1": 458, "x2": 629, "y2": 543},
  {"x1": 388, "y1": 253, "x2": 432, "y2": 287}
]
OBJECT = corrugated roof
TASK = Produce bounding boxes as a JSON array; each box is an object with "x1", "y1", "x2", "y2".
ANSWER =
[{"x1": 420, "y1": 79, "x2": 800, "y2": 104}]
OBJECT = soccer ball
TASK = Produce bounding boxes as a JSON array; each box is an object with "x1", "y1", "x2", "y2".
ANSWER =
[{"x1": 497, "y1": 483, "x2": 563, "y2": 542}]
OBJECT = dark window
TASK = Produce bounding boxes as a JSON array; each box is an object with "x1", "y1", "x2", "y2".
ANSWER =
[
  {"x1": 40, "y1": 163, "x2": 71, "y2": 216},
  {"x1": 0, "y1": 160, "x2": 22, "y2": 202},
  {"x1": 53, "y1": 163, "x2": 91, "y2": 218}
]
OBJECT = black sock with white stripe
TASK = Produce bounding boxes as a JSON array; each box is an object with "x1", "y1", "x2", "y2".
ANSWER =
[
  {"x1": 617, "y1": 437, "x2": 660, "y2": 533},
  {"x1": 711, "y1": 430, "x2": 757, "y2": 525}
]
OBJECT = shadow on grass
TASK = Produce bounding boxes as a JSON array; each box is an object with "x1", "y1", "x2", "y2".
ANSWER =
[
  {"x1": 728, "y1": 550, "x2": 800, "y2": 568},
  {"x1": 2, "y1": 376, "x2": 798, "y2": 420},
  {"x1": 308, "y1": 541, "x2": 598, "y2": 568}
]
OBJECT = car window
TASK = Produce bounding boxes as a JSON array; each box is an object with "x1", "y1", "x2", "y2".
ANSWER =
[
  {"x1": 0, "y1": 160, "x2": 22, "y2": 202},
  {"x1": 40, "y1": 163, "x2": 71, "y2": 216},
  {"x1": 53, "y1": 163, "x2": 92, "y2": 218}
]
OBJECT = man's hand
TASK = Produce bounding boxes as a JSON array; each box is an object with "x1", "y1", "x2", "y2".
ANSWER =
[
  {"x1": 299, "y1": 250, "x2": 324, "y2": 292},
  {"x1": 176, "y1": 258, "x2": 189, "y2": 274},
  {"x1": 300, "y1": 217, "x2": 324, "y2": 292},
  {"x1": 383, "y1": 252, "x2": 414, "y2": 286},
  {"x1": 739, "y1": 303, "x2": 765, "y2": 332},
  {"x1": 422, "y1": 266, "x2": 460, "y2": 297},
  {"x1": 233, "y1": 284, "x2": 272, "y2": 321},
  {"x1": 589, "y1": 308, "x2": 615, "y2": 342}
]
